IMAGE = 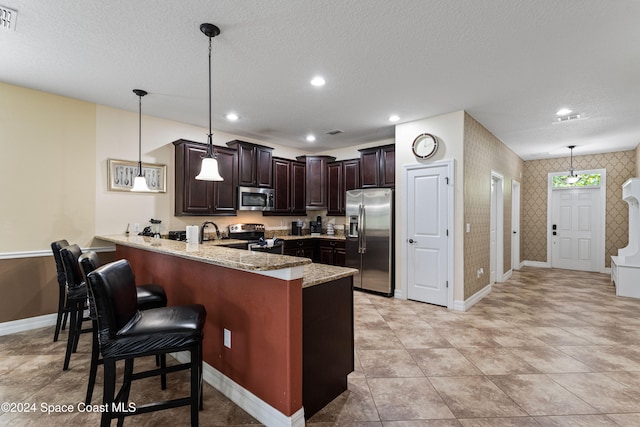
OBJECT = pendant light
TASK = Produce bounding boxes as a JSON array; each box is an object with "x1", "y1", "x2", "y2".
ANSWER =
[
  {"x1": 195, "y1": 23, "x2": 224, "y2": 181},
  {"x1": 565, "y1": 145, "x2": 580, "y2": 184},
  {"x1": 131, "y1": 89, "x2": 152, "y2": 192}
]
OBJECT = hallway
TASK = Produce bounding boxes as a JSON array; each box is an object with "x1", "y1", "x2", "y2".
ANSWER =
[{"x1": 2, "y1": 267, "x2": 640, "y2": 425}]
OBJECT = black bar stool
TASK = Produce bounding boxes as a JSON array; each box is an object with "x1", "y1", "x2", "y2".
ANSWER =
[
  {"x1": 50, "y1": 240, "x2": 71, "y2": 342},
  {"x1": 87, "y1": 259, "x2": 205, "y2": 427},
  {"x1": 59, "y1": 244, "x2": 92, "y2": 371},
  {"x1": 78, "y1": 250, "x2": 168, "y2": 404}
]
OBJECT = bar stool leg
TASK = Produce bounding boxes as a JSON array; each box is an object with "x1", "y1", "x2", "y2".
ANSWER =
[
  {"x1": 101, "y1": 358, "x2": 117, "y2": 427},
  {"x1": 85, "y1": 319, "x2": 100, "y2": 404},
  {"x1": 63, "y1": 301, "x2": 79, "y2": 370},
  {"x1": 54, "y1": 289, "x2": 66, "y2": 342}
]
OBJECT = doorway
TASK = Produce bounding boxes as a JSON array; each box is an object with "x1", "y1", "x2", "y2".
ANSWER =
[
  {"x1": 404, "y1": 160, "x2": 453, "y2": 307},
  {"x1": 547, "y1": 169, "x2": 606, "y2": 272},
  {"x1": 512, "y1": 180, "x2": 521, "y2": 270},
  {"x1": 490, "y1": 172, "x2": 504, "y2": 284}
]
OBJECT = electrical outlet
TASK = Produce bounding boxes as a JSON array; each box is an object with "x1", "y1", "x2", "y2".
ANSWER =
[
  {"x1": 133, "y1": 223, "x2": 140, "y2": 232},
  {"x1": 223, "y1": 328, "x2": 231, "y2": 348}
]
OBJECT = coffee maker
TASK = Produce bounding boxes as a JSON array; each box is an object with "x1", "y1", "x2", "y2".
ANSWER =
[{"x1": 310, "y1": 215, "x2": 322, "y2": 235}]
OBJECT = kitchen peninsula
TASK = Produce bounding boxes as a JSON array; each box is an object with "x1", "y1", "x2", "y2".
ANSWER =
[{"x1": 96, "y1": 234, "x2": 357, "y2": 426}]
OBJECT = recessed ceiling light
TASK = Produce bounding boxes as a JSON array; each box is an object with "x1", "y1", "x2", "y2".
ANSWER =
[
  {"x1": 310, "y1": 76, "x2": 325, "y2": 87},
  {"x1": 556, "y1": 108, "x2": 572, "y2": 116},
  {"x1": 226, "y1": 113, "x2": 239, "y2": 121},
  {"x1": 388, "y1": 115, "x2": 400, "y2": 122},
  {"x1": 306, "y1": 134, "x2": 316, "y2": 142}
]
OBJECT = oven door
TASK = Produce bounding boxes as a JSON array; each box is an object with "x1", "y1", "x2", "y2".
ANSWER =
[{"x1": 238, "y1": 187, "x2": 274, "y2": 211}]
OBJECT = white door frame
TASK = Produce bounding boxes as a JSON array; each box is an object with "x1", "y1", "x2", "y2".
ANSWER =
[
  {"x1": 512, "y1": 180, "x2": 521, "y2": 271},
  {"x1": 401, "y1": 159, "x2": 455, "y2": 309},
  {"x1": 491, "y1": 171, "x2": 505, "y2": 283},
  {"x1": 546, "y1": 168, "x2": 607, "y2": 272}
]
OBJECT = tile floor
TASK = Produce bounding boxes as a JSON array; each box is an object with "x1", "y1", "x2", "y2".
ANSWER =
[{"x1": 3, "y1": 267, "x2": 640, "y2": 426}]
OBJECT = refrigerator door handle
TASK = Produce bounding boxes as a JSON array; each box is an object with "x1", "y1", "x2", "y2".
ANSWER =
[
  {"x1": 361, "y1": 204, "x2": 366, "y2": 254},
  {"x1": 358, "y1": 204, "x2": 363, "y2": 253}
]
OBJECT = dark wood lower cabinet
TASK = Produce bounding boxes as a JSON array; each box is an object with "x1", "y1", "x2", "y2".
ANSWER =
[
  {"x1": 302, "y1": 276, "x2": 354, "y2": 419},
  {"x1": 283, "y1": 239, "x2": 315, "y2": 258},
  {"x1": 316, "y1": 240, "x2": 346, "y2": 266}
]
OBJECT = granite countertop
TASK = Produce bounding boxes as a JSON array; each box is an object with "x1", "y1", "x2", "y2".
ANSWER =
[
  {"x1": 96, "y1": 234, "x2": 358, "y2": 287},
  {"x1": 302, "y1": 263, "x2": 358, "y2": 288},
  {"x1": 96, "y1": 234, "x2": 311, "y2": 272}
]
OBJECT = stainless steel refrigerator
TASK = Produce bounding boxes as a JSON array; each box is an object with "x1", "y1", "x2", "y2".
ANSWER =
[{"x1": 346, "y1": 188, "x2": 394, "y2": 296}]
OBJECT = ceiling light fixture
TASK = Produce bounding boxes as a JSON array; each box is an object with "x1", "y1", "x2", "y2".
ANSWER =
[
  {"x1": 226, "y1": 112, "x2": 238, "y2": 121},
  {"x1": 556, "y1": 108, "x2": 572, "y2": 116},
  {"x1": 310, "y1": 76, "x2": 325, "y2": 87},
  {"x1": 565, "y1": 145, "x2": 580, "y2": 184},
  {"x1": 306, "y1": 134, "x2": 316, "y2": 142},
  {"x1": 195, "y1": 23, "x2": 223, "y2": 181},
  {"x1": 131, "y1": 89, "x2": 152, "y2": 192},
  {"x1": 388, "y1": 115, "x2": 400, "y2": 122}
]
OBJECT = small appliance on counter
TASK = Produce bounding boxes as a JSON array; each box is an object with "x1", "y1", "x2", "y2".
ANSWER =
[
  {"x1": 168, "y1": 230, "x2": 187, "y2": 241},
  {"x1": 310, "y1": 215, "x2": 322, "y2": 236},
  {"x1": 326, "y1": 223, "x2": 335, "y2": 235},
  {"x1": 291, "y1": 220, "x2": 304, "y2": 236},
  {"x1": 139, "y1": 218, "x2": 162, "y2": 237}
]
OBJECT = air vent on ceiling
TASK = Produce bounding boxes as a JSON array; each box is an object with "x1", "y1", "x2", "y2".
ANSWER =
[
  {"x1": 0, "y1": 5, "x2": 17, "y2": 31},
  {"x1": 325, "y1": 129, "x2": 344, "y2": 135},
  {"x1": 555, "y1": 113, "x2": 583, "y2": 123}
]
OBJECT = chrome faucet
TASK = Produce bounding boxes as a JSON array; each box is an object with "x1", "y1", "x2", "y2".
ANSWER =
[{"x1": 200, "y1": 221, "x2": 220, "y2": 243}]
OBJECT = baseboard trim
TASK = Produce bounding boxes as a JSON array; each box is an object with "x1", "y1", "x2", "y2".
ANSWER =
[
  {"x1": 0, "y1": 313, "x2": 57, "y2": 336},
  {"x1": 453, "y1": 283, "x2": 492, "y2": 312},
  {"x1": 523, "y1": 260, "x2": 550, "y2": 268},
  {"x1": 171, "y1": 351, "x2": 305, "y2": 427}
]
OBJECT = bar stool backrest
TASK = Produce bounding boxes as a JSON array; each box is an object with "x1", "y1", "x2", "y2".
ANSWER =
[
  {"x1": 86, "y1": 259, "x2": 139, "y2": 341},
  {"x1": 51, "y1": 240, "x2": 70, "y2": 288},
  {"x1": 59, "y1": 244, "x2": 84, "y2": 289}
]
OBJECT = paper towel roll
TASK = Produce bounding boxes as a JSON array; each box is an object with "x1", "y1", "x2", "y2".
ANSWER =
[{"x1": 186, "y1": 226, "x2": 199, "y2": 244}]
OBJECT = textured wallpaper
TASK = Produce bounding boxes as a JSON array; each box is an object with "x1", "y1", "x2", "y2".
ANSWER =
[
  {"x1": 463, "y1": 114, "x2": 524, "y2": 299},
  {"x1": 522, "y1": 150, "x2": 636, "y2": 267}
]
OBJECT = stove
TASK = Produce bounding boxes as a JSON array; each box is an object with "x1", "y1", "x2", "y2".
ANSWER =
[{"x1": 228, "y1": 223, "x2": 284, "y2": 254}]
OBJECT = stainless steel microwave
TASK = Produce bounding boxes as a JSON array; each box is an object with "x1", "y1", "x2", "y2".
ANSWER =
[{"x1": 238, "y1": 186, "x2": 274, "y2": 211}]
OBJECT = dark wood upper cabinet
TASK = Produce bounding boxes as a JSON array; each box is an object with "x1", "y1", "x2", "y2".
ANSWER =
[
  {"x1": 271, "y1": 157, "x2": 306, "y2": 215},
  {"x1": 359, "y1": 144, "x2": 395, "y2": 188},
  {"x1": 296, "y1": 155, "x2": 336, "y2": 209},
  {"x1": 173, "y1": 139, "x2": 237, "y2": 216},
  {"x1": 226, "y1": 140, "x2": 273, "y2": 188},
  {"x1": 327, "y1": 159, "x2": 360, "y2": 216}
]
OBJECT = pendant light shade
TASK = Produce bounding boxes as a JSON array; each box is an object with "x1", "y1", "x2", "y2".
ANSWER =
[
  {"x1": 195, "y1": 23, "x2": 224, "y2": 181},
  {"x1": 565, "y1": 145, "x2": 580, "y2": 184},
  {"x1": 131, "y1": 89, "x2": 152, "y2": 192}
]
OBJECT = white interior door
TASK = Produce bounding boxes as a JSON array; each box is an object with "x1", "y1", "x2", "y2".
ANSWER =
[
  {"x1": 406, "y1": 164, "x2": 449, "y2": 306},
  {"x1": 489, "y1": 173, "x2": 504, "y2": 283},
  {"x1": 490, "y1": 178, "x2": 497, "y2": 283},
  {"x1": 512, "y1": 181, "x2": 521, "y2": 270},
  {"x1": 551, "y1": 188, "x2": 600, "y2": 271}
]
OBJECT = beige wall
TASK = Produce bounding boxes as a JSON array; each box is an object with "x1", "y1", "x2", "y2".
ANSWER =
[
  {"x1": 0, "y1": 82, "x2": 97, "y2": 252},
  {"x1": 522, "y1": 150, "x2": 636, "y2": 267},
  {"x1": 395, "y1": 111, "x2": 465, "y2": 303},
  {"x1": 463, "y1": 114, "x2": 524, "y2": 299},
  {"x1": 636, "y1": 144, "x2": 640, "y2": 177}
]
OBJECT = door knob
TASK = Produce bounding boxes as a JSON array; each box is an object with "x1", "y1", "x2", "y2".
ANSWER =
[{"x1": 408, "y1": 239, "x2": 415, "y2": 244}]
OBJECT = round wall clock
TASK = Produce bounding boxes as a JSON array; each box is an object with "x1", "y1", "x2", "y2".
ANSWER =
[{"x1": 412, "y1": 133, "x2": 438, "y2": 159}]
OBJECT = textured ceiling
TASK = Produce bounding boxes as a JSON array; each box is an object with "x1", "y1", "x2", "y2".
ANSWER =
[{"x1": 1, "y1": 0, "x2": 639, "y2": 159}]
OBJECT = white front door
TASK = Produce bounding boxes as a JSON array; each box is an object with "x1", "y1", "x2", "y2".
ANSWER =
[
  {"x1": 551, "y1": 188, "x2": 600, "y2": 271},
  {"x1": 490, "y1": 178, "x2": 497, "y2": 283},
  {"x1": 406, "y1": 163, "x2": 449, "y2": 306}
]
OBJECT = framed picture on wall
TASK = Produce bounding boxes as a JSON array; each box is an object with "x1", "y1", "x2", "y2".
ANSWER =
[{"x1": 107, "y1": 159, "x2": 166, "y2": 192}]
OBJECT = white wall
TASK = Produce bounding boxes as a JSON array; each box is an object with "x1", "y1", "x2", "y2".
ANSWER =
[{"x1": 394, "y1": 111, "x2": 465, "y2": 301}]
